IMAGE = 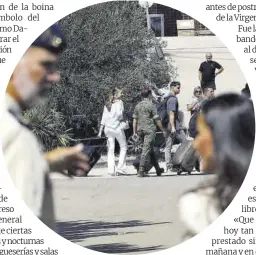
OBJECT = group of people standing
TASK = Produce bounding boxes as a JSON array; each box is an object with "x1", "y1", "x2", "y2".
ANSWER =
[
  {"x1": 0, "y1": 22, "x2": 254, "y2": 245},
  {"x1": 98, "y1": 52, "x2": 222, "y2": 177}
]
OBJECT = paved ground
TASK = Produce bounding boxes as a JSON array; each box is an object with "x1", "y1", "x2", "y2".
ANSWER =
[
  {"x1": 52, "y1": 164, "x2": 214, "y2": 254},
  {"x1": 49, "y1": 36, "x2": 243, "y2": 254}
]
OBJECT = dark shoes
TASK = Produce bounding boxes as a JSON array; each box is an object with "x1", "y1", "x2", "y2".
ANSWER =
[
  {"x1": 137, "y1": 167, "x2": 148, "y2": 177},
  {"x1": 137, "y1": 171, "x2": 148, "y2": 177},
  {"x1": 137, "y1": 168, "x2": 164, "y2": 177},
  {"x1": 156, "y1": 167, "x2": 164, "y2": 176}
]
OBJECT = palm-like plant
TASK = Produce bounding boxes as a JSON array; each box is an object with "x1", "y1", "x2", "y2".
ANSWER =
[{"x1": 23, "y1": 102, "x2": 72, "y2": 151}]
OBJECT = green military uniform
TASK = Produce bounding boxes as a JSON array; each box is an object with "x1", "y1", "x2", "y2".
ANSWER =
[{"x1": 133, "y1": 99, "x2": 159, "y2": 172}]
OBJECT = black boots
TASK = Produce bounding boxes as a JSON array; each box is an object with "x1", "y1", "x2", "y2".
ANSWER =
[{"x1": 138, "y1": 167, "x2": 147, "y2": 177}]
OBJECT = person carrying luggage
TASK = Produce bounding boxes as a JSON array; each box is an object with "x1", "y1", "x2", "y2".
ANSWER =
[
  {"x1": 133, "y1": 87, "x2": 167, "y2": 177},
  {"x1": 162, "y1": 81, "x2": 186, "y2": 172}
]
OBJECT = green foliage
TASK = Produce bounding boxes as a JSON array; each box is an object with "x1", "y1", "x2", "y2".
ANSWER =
[
  {"x1": 23, "y1": 101, "x2": 72, "y2": 151},
  {"x1": 51, "y1": 1, "x2": 177, "y2": 138}
]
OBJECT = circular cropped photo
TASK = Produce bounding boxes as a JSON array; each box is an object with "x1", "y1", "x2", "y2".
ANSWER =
[{"x1": 1, "y1": 1, "x2": 254, "y2": 254}]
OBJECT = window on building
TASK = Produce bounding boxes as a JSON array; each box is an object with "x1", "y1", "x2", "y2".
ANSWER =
[
  {"x1": 181, "y1": 13, "x2": 214, "y2": 35},
  {"x1": 149, "y1": 14, "x2": 164, "y2": 37}
]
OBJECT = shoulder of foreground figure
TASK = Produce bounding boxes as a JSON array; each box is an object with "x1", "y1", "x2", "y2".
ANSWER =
[
  {"x1": 179, "y1": 187, "x2": 220, "y2": 232},
  {"x1": 179, "y1": 187, "x2": 216, "y2": 214}
]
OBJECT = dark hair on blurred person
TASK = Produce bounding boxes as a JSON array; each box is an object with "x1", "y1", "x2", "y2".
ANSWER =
[
  {"x1": 170, "y1": 81, "x2": 181, "y2": 88},
  {"x1": 201, "y1": 93, "x2": 255, "y2": 211},
  {"x1": 241, "y1": 83, "x2": 251, "y2": 99},
  {"x1": 141, "y1": 87, "x2": 152, "y2": 98}
]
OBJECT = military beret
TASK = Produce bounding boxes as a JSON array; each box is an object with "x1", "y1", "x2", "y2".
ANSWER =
[{"x1": 32, "y1": 24, "x2": 66, "y2": 54}]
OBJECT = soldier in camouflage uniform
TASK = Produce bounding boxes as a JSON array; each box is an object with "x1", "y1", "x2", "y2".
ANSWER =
[{"x1": 133, "y1": 87, "x2": 167, "y2": 177}]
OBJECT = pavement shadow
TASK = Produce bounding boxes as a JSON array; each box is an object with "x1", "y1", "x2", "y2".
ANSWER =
[
  {"x1": 85, "y1": 243, "x2": 165, "y2": 254},
  {"x1": 170, "y1": 172, "x2": 215, "y2": 177},
  {"x1": 57, "y1": 219, "x2": 171, "y2": 243}
]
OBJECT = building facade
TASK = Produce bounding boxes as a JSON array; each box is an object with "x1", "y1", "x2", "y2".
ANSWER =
[{"x1": 148, "y1": 4, "x2": 214, "y2": 37}]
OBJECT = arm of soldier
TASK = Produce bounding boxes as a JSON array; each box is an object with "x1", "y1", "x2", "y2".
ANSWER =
[
  {"x1": 132, "y1": 106, "x2": 138, "y2": 136},
  {"x1": 155, "y1": 119, "x2": 167, "y2": 138},
  {"x1": 133, "y1": 118, "x2": 137, "y2": 137}
]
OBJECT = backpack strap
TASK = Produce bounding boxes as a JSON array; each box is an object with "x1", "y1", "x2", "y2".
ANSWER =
[{"x1": 164, "y1": 94, "x2": 175, "y2": 105}]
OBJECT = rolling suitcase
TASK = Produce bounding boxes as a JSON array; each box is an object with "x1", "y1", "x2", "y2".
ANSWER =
[{"x1": 172, "y1": 139, "x2": 197, "y2": 175}]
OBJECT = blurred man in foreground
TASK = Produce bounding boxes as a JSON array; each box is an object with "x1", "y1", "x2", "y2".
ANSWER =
[{"x1": 0, "y1": 24, "x2": 89, "y2": 230}]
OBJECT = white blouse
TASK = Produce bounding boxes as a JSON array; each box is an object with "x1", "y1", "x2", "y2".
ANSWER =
[{"x1": 100, "y1": 100, "x2": 124, "y2": 129}]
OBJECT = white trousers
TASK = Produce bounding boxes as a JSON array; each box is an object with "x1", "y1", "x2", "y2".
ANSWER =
[{"x1": 105, "y1": 126, "x2": 127, "y2": 174}]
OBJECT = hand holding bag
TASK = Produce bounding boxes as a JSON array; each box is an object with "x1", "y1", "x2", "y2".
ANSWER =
[
  {"x1": 120, "y1": 120, "x2": 129, "y2": 130},
  {"x1": 119, "y1": 112, "x2": 129, "y2": 130}
]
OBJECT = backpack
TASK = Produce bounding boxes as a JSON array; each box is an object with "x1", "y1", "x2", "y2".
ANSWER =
[{"x1": 156, "y1": 94, "x2": 175, "y2": 126}]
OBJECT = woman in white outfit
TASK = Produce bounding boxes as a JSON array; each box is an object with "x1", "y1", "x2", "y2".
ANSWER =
[{"x1": 98, "y1": 88, "x2": 128, "y2": 176}]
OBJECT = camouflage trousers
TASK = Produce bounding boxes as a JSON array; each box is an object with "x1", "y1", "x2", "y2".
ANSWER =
[{"x1": 138, "y1": 130, "x2": 156, "y2": 170}]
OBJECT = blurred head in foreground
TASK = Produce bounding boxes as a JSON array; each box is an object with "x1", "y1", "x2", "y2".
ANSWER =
[
  {"x1": 6, "y1": 24, "x2": 66, "y2": 109},
  {"x1": 241, "y1": 83, "x2": 251, "y2": 99},
  {"x1": 194, "y1": 93, "x2": 255, "y2": 209},
  {"x1": 179, "y1": 93, "x2": 255, "y2": 240}
]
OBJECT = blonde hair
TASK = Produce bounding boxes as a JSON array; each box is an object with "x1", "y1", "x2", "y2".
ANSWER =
[
  {"x1": 193, "y1": 86, "x2": 202, "y2": 96},
  {"x1": 106, "y1": 88, "x2": 122, "y2": 111}
]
